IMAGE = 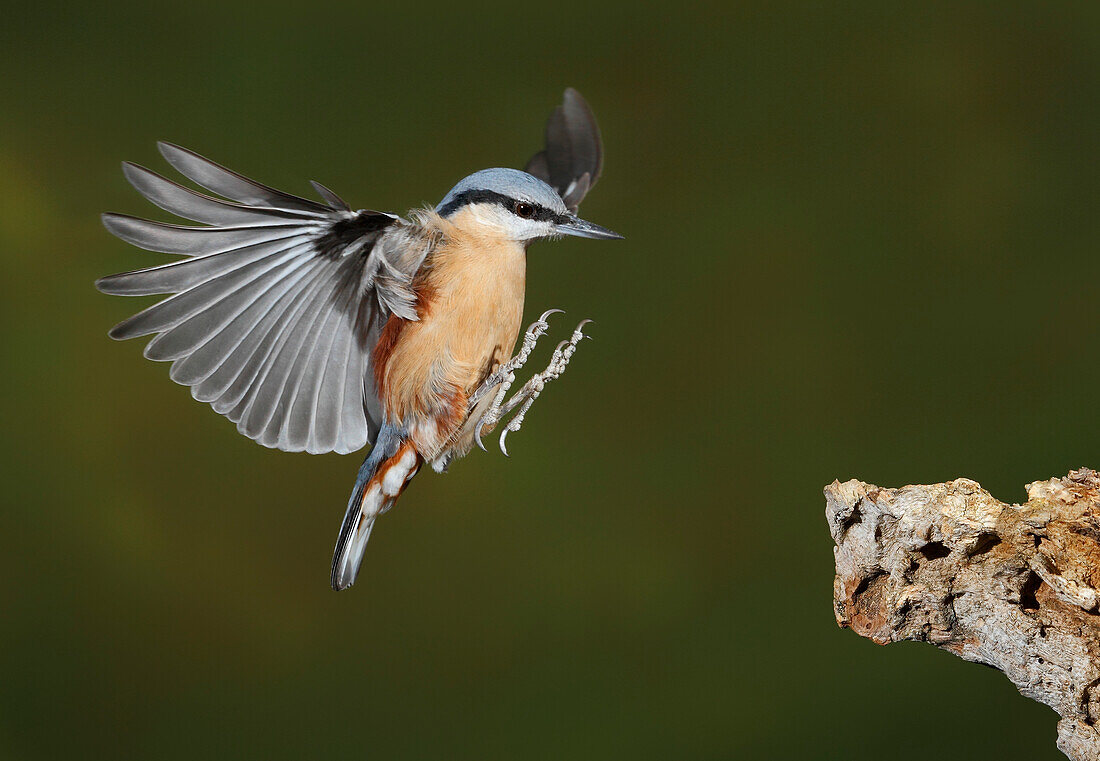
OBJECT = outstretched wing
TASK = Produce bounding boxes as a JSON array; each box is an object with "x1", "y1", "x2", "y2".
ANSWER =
[
  {"x1": 524, "y1": 88, "x2": 604, "y2": 212},
  {"x1": 97, "y1": 142, "x2": 429, "y2": 455}
]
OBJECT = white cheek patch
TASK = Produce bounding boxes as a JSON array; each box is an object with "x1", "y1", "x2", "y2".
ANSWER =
[
  {"x1": 465, "y1": 202, "x2": 551, "y2": 241},
  {"x1": 465, "y1": 204, "x2": 507, "y2": 233}
]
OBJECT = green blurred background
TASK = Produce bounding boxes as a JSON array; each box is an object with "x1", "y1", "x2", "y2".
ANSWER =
[{"x1": 2, "y1": 1, "x2": 1098, "y2": 758}]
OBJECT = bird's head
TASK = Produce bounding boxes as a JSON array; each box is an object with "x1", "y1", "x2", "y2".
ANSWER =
[{"x1": 436, "y1": 168, "x2": 622, "y2": 244}]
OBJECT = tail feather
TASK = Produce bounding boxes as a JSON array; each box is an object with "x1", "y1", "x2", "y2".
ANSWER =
[{"x1": 330, "y1": 424, "x2": 421, "y2": 590}]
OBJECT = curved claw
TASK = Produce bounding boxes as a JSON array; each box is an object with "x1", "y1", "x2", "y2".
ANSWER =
[
  {"x1": 501, "y1": 420, "x2": 521, "y2": 455},
  {"x1": 522, "y1": 309, "x2": 562, "y2": 340},
  {"x1": 475, "y1": 309, "x2": 589, "y2": 460}
]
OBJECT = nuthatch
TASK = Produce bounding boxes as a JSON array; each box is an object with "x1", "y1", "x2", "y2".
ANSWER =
[{"x1": 97, "y1": 89, "x2": 622, "y2": 590}]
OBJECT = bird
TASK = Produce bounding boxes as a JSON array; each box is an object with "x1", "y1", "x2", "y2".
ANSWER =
[{"x1": 96, "y1": 88, "x2": 622, "y2": 590}]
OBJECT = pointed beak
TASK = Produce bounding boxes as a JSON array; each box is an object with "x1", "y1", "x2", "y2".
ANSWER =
[{"x1": 554, "y1": 214, "x2": 624, "y2": 240}]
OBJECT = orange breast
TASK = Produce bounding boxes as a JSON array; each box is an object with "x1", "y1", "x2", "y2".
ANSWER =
[{"x1": 374, "y1": 212, "x2": 527, "y2": 439}]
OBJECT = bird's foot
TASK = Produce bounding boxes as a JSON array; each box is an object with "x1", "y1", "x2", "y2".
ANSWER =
[
  {"x1": 473, "y1": 314, "x2": 591, "y2": 455},
  {"x1": 470, "y1": 308, "x2": 561, "y2": 409}
]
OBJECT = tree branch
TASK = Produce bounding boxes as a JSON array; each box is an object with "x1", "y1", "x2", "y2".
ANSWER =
[{"x1": 825, "y1": 469, "x2": 1100, "y2": 760}]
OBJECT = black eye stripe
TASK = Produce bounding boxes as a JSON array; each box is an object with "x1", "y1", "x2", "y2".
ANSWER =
[{"x1": 437, "y1": 189, "x2": 567, "y2": 224}]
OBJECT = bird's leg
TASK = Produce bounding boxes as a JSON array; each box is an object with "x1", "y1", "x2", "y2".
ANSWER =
[
  {"x1": 471, "y1": 308, "x2": 562, "y2": 407},
  {"x1": 470, "y1": 309, "x2": 561, "y2": 448},
  {"x1": 492, "y1": 319, "x2": 591, "y2": 456}
]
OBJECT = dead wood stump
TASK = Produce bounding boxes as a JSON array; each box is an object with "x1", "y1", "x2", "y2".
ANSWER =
[{"x1": 826, "y1": 469, "x2": 1100, "y2": 760}]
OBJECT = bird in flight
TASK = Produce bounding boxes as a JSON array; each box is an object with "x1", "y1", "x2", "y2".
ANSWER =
[{"x1": 97, "y1": 88, "x2": 622, "y2": 590}]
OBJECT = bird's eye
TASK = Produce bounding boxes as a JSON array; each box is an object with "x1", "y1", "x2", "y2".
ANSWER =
[{"x1": 514, "y1": 202, "x2": 535, "y2": 219}]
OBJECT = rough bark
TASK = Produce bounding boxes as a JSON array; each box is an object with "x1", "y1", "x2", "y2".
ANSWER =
[{"x1": 826, "y1": 468, "x2": 1100, "y2": 761}]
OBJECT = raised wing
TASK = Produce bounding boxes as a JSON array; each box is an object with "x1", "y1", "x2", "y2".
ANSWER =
[
  {"x1": 97, "y1": 143, "x2": 430, "y2": 455},
  {"x1": 525, "y1": 88, "x2": 604, "y2": 212}
]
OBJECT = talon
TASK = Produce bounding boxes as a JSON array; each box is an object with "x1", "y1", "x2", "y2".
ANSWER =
[
  {"x1": 550, "y1": 340, "x2": 570, "y2": 365},
  {"x1": 498, "y1": 417, "x2": 525, "y2": 457},
  {"x1": 473, "y1": 308, "x2": 591, "y2": 459}
]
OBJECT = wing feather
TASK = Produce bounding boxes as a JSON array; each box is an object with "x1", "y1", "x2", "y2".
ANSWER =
[
  {"x1": 142, "y1": 247, "x2": 311, "y2": 361},
  {"x1": 122, "y1": 162, "x2": 323, "y2": 227},
  {"x1": 253, "y1": 262, "x2": 350, "y2": 449},
  {"x1": 310, "y1": 180, "x2": 352, "y2": 212},
  {"x1": 107, "y1": 244, "x2": 304, "y2": 341},
  {"x1": 525, "y1": 88, "x2": 604, "y2": 212},
  {"x1": 100, "y1": 213, "x2": 306, "y2": 256},
  {"x1": 157, "y1": 142, "x2": 331, "y2": 214},
  {"x1": 209, "y1": 259, "x2": 341, "y2": 417},
  {"x1": 96, "y1": 235, "x2": 312, "y2": 296},
  {"x1": 283, "y1": 259, "x2": 363, "y2": 452},
  {"x1": 231, "y1": 257, "x2": 342, "y2": 443},
  {"x1": 169, "y1": 248, "x2": 317, "y2": 387},
  {"x1": 188, "y1": 257, "x2": 329, "y2": 402},
  {"x1": 99, "y1": 144, "x2": 433, "y2": 454}
]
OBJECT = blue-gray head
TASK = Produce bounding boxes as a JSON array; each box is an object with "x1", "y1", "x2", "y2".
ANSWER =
[{"x1": 436, "y1": 168, "x2": 622, "y2": 243}]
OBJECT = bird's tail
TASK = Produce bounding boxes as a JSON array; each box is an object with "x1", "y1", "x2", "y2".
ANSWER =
[{"x1": 330, "y1": 424, "x2": 422, "y2": 590}]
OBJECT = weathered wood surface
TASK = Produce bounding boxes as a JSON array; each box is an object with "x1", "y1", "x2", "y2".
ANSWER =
[{"x1": 826, "y1": 469, "x2": 1100, "y2": 760}]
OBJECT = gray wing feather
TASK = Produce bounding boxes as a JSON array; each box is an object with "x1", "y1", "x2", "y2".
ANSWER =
[
  {"x1": 309, "y1": 283, "x2": 359, "y2": 452},
  {"x1": 271, "y1": 264, "x2": 355, "y2": 450},
  {"x1": 169, "y1": 250, "x2": 317, "y2": 387},
  {"x1": 141, "y1": 246, "x2": 312, "y2": 361},
  {"x1": 241, "y1": 260, "x2": 346, "y2": 447},
  {"x1": 525, "y1": 88, "x2": 604, "y2": 212},
  {"x1": 122, "y1": 162, "x2": 323, "y2": 227},
  {"x1": 282, "y1": 259, "x2": 364, "y2": 451},
  {"x1": 157, "y1": 142, "x2": 331, "y2": 214},
  {"x1": 208, "y1": 260, "x2": 341, "y2": 416},
  {"x1": 186, "y1": 257, "x2": 330, "y2": 400},
  {"x1": 106, "y1": 242, "x2": 307, "y2": 341},
  {"x1": 96, "y1": 235, "x2": 311, "y2": 296},
  {"x1": 99, "y1": 143, "x2": 430, "y2": 455},
  {"x1": 100, "y1": 213, "x2": 307, "y2": 256},
  {"x1": 230, "y1": 257, "x2": 344, "y2": 444},
  {"x1": 310, "y1": 180, "x2": 352, "y2": 212}
]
